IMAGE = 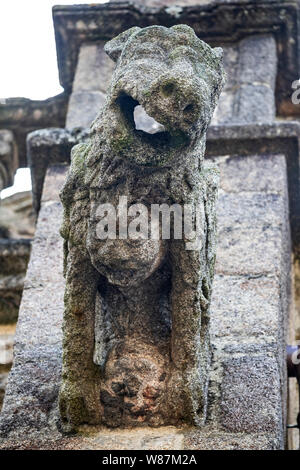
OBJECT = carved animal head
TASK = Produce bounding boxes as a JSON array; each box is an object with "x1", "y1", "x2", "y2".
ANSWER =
[{"x1": 92, "y1": 24, "x2": 225, "y2": 166}]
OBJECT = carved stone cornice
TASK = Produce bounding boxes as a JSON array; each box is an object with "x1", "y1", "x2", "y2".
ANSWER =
[{"x1": 53, "y1": 1, "x2": 300, "y2": 115}]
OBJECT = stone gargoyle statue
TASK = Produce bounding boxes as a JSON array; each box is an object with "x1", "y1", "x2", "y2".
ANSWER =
[{"x1": 59, "y1": 24, "x2": 225, "y2": 431}]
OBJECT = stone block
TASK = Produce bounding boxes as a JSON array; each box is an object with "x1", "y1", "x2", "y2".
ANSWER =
[
  {"x1": 238, "y1": 35, "x2": 277, "y2": 88},
  {"x1": 217, "y1": 191, "x2": 286, "y2": 227},
  {"x1": 216, "y1": 189, "x2": 287, "y2": 277},
  {"x1": 0, "y1": 191, "x2": 35, "y2": 239},
  {"x1": 220, "y1": 356, "x2": 282, "y2": 437},
  {"x1": 235, "y1": 85, "x2": 275, "y2": 123},
  {"x1": 210, "y1": 275, "x2": 281, "y2": 342},
  {"x1": 219, "y1": 154, "x2": 287, "y2": 194},
  {"x1": 216, "y1": 223, "x2": 283, "y2": 276},
  {"x1": 221, "y1": 44, "x2": 239, "y2": 90},
  {"x1": 41, "y1": 165, "x2": 69, "y2": 204},
  {"x1": 66, "y1": 91, "x2": 106, "y2": 129},
  {"x1": 212, "y1": 34, "x2": 277, "y2": 125},
  {"x1": 214, "y1": 152, "x2": 289, "y2": 276},
  {"x1": 211, "y1": 90, "x2": 235, "y2": 125},
  {"x1": 27, "y1": 127, "x2": 89, "y2": 214},
  {"x1": 72, "y1": 42, "x2": 115, "y2": 94},
  {"x1": 184, "y1": 428, "x2": 279, "y2": 450}
]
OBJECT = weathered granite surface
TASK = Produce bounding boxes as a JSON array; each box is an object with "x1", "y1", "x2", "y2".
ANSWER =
[
  {"x1": 206, "y1": 122, "x2": 300, "y2": 261},
  {"x1": 212, "y1": 35, "x2": 276, "y2": 125},
  {"x1": 110, "y1": 0, "x2": 219, "y2": 6},
  {"x1": 66, "y1": 42, "x2": 114, "y2": 129},
  {"x1": 209, "y1": 152, "x2": 291, "y2": 448},
  {"x1": 0, "y1": 149, "x2": 290, "y2": 449},
  {"x1": 60, "y1": 25, "x2": 225, "y2": 431},
  {"x1": 0, "y1": 167, "x2": 65, "y2": 442},
  {"x1": 0, "y1": 0, "x2": 295, "y2": 449},
  {"x1": 28, "y1": 121, "x2": 300, "y2": 259}
]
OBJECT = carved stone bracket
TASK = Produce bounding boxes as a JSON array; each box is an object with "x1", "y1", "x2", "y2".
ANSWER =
[{"x1": 53, "y1": 0, "x2": 300, "y2": 115}]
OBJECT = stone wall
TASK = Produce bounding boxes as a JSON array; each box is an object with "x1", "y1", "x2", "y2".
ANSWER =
[
  {"x1": 0, "y1": 149, "x2": 292, "y2": 448},
  {"x1": 209, "y1": 153, "x2": 290, "y2": 447}
]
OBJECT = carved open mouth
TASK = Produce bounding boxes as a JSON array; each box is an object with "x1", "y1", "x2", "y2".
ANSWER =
[{"x1": 117, "y1": 93, "x2": 188, "y2": 148}]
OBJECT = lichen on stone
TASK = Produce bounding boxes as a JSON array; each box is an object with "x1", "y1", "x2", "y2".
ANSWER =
[{"x1": 59, "y1": 24, "x2": 225, "y2": 432}]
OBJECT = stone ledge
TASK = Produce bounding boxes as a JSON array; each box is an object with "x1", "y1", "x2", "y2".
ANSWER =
[
  {"x1": 27, "y1": 121, "x2": 300, "y2": 229},
  {"x1": 0, "y1": 156, "x2": 290, "y2": 449},
  {"x1": 0, "y1": 425, "x2": 280, "y2": 450}
]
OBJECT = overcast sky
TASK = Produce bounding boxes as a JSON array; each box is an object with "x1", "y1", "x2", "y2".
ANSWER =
[
  {"x1": 0, "y1": 1, "x2": 106, "y2": 100},
  {"x1": 1, "y1": 1, "x2": 107, "y2": 198}
]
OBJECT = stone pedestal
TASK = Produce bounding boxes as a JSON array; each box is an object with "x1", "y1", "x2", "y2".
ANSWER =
[{"x1": 0, "y1": 141, "x2": 292, "y2": 448}]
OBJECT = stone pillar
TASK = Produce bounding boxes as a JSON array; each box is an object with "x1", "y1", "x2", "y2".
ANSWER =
[
  {"x1": 66, "y1": 42, "x2": 115, "y2": 129},
  {"x1": 208, "y1": 153, "x2": 290, "y2": 448},
  {"x1": 212, "y1": 35, "x2": 277, "y2": 125}
]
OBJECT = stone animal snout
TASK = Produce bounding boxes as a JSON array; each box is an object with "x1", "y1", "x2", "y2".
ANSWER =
[
  {"x1": 142, "y1": 68, "x2": 207, "y2": 133},
  {"x1": 104, "y1": 25, "x2": 225, "y2": 142}
]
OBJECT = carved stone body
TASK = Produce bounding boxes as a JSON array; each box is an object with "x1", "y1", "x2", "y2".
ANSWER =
[{"x1": 59, "y1": 25, "x2": 225, "y2": 431}]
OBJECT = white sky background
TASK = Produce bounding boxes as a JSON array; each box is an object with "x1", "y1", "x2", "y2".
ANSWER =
[{"x1": 0, "y1": 0, "x2": 106, "y2": 199}]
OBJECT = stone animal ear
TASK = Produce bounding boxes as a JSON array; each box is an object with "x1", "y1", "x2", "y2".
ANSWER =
[
  {"x1": 213, "y1": 47, "x2": 223, "y2": 61},
  {"x1": 104, "y1": 27, "x2": 141, "y2": 62}
]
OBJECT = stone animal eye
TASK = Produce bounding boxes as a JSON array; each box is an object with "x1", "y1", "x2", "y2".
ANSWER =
[
  {"x1": 161, "y1": 82, "x2": 175, "y2": 97},
  {"x1": 183, "y1": 103, "x2": 194, "y2": 114}
]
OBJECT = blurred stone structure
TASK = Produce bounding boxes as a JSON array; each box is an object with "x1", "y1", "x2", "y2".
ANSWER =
[
  {"x1": 0, "y1": 81, "x2": 68, "y2": 414},
  {"x1": 1, "y1": 0, "x2": 300, "y2": 450}
]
